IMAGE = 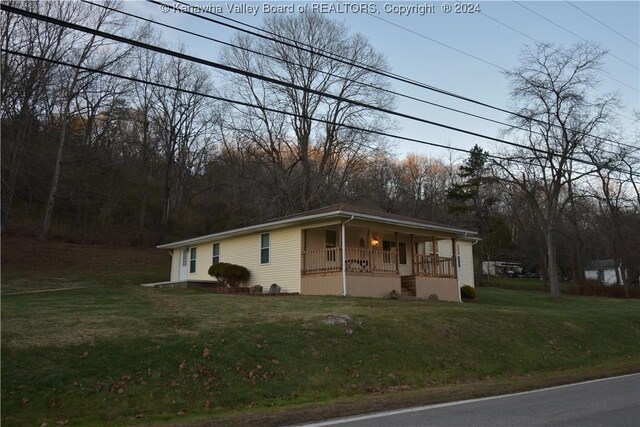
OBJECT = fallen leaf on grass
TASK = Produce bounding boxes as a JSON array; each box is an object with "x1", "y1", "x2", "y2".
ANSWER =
[
  {"x1": 110, "y1": 381, "x2": 126, "y2": 393},
  {"x1": 203, "y1": 348, "x2": 210, "y2": 358},
  {"x1": 56, "y1": 421, "x2": 68, "y2": 426}
]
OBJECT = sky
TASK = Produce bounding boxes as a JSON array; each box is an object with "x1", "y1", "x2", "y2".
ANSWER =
[{"x1": 126, "y1": 0, "x2": 640, "y2": 160}]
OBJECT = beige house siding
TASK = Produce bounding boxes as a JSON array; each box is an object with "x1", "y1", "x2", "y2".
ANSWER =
[
  {"x1": 437, "y1": 239, "x2": 453, "y2": 256},
  {"x1": 178, "y1": 226, "x2": 302, "y2": 293},
  {"x1": 301, "y1": 273, "x2": 400, "y2": 298},
  {"x1": 347, "y1": 274, "x2": 400, "y2": 298},
  {"x1": 304, "y1": 227, "x2": 326, "y2": 251},
  {"x1": 301, "y1": 273, "x2": 343, "y2": 295},
  {"x1": 304, "y1": 222, "x2": 341, "y2": 251},
  {"x1": 170, "y1": 248, "x2": 181, "y2": 282},
  {"x1": 457, "y1": 240, "x2": 475, "y2": 288},
  {"x1": 415, "y1": 277, "x2": 459, "y2": 302},
  {"x1": 345, "y1": 227, "x2": 368, "y2": 247}
]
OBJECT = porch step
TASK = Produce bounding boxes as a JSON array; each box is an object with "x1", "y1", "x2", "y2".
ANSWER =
[{"x1": 401, "y1": 275, "x2": 416, "y2": 297}]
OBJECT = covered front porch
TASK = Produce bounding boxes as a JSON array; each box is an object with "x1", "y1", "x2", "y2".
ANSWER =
[{"x1": 300, "y1": 221, "x2": 461, "y2": 301}]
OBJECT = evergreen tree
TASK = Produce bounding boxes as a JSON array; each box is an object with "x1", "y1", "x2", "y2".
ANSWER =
[
  {"x1": 447, "y1": 145, "x2": 494, "y2": 225},
  {"x1": 447, "y1": 145, "x2": 508, "y2": 281}
]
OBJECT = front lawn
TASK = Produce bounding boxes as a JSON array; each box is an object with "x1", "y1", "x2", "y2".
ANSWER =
[
  {"x1": 2, "y1": 286, "x2": 640, "y2": 426},
  {"x1": 2, "y1": 237, "x2": 639, "y2": 426}
]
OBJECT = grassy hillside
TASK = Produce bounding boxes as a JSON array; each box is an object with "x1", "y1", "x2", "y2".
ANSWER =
[
  {"x1": 2, "y1": 237, "x2": 640, "y2": 426},
  {"x1": 1, "y1": 235, "x2": 170, "y2": 294},
  {"x1": 481, "y1": 276, "x2": 640, "y2": 298}
]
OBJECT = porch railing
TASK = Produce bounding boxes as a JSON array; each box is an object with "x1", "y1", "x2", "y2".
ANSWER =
[
  {"x1": 302, "y1": 248, "x2": 341, "y2": 274},
  {"x1": 302, "y1": 247, "x2": 398, "y2": 275},
  {"x1": 414, "y1": 253, "x2": 455, "y2": 278},
  {"x1": 345, "y1": 247, "x2": 398, "y2": 275}
]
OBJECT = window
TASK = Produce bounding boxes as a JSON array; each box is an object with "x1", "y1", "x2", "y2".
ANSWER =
[
  {"x1": 382, "y1": 240, "x2": 396, "y2": 263},
  {"x1": 597, "y1": 269, "x2": 605, "y2": 282},
  {"x1": 325, "y1": 229, "x2": 337, "y2": 248},
  {"x1": 260, "y1": 233, "x2": 270, "y2": 264},
  {"x1": 189, "y1": 247, "x2": 197, "y2": 273},
  {"x1": 399, "y1": 243, "x2": 407, "y2": 265},
  {"x1": 457, "y1": 243, "x2": 461, "y2": 268},
  {"x1": 212, "y1": 243, "x2": 220, "y2": 265}
]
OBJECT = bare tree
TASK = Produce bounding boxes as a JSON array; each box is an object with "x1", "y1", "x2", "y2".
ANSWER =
[
  {"x1": 585, "y1": 139, "x2": 640, "y2": 296},
  {"x1": 497, "y1": 42, "x2": 618, "y2": 298},
  {"x1": 397, "y1": 154, "x2": 451, "y2": 220},
  {"x1": 219, "y1": 13, "x2": 394, "y2": 215},
  {"x1": 39, "y1": 0, "x2": 131, "y2": 240},
  {"x1": 1, "y1": 0, "x2": 76, "y2": 233},
  {"x1": 151, "y1": 51, "x2": 214, "y2": 239}
]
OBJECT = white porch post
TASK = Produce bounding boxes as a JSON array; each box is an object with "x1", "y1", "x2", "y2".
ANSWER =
[
  {"x1": 452, "y1": 237, "x2": 461, "y2": 302},
  {"x1": 341, "y1": 216, "x2": 354, "y2": 296}
]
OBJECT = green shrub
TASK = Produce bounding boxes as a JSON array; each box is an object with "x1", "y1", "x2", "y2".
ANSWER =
[
  {"x1": 208, "y1": 262, "x2": 250, "y2": 287},
  {"x1": 460, "y1": 285, "x2": 476, "y2": 300}
]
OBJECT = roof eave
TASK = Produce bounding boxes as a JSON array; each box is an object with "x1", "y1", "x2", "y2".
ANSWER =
[{"x1": 157, "y1": 209, "x2": 477, "y2": 249}]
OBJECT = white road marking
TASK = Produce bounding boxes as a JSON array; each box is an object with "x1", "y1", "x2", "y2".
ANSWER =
[{"x1": 299, "y1": 372, "x2": 640, "y2": 426}]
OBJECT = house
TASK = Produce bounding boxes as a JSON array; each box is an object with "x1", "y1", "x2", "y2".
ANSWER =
[
  {"x1": 584, "y1": 259, "x2": 626, "y2": 286},
  {"x1": 482, "y1": 261, "x2": 523, "y2": 276},
  {"x1": 157, "y1": 204, "x2": 478, "y2": 301}
]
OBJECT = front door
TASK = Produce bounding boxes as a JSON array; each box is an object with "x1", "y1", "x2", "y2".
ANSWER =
[{"x1": 179, "y1": 248, "x2": 189, "y2": 281}]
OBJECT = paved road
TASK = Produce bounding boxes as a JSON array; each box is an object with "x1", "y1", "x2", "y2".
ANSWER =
[{"x1": 304, "y1": 373, "x2": 640, "y2": 427}]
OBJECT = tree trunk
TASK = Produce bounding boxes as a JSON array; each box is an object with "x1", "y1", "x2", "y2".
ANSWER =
[
  {"x1": 546, "y1": 228, "x2": 561, "y2": 298},
  {"x1": 2, "y1": 100, "x2": 32, "y2": 233},
  {"x1": 39, "y1": 111, "x2": 70, "y2": 241},
  {"x1": 2, "y1": 123, "x2": 27, "y2": 233},
  {"x1": 138, "y1": 191, "x2": 147, "y2": 245}
]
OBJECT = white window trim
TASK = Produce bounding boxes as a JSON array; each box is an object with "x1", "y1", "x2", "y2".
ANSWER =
[
  {"x1": 182, "y1": 248, "x2": 188, "y2": 267},
  {"x1": 189, "y1": 247, "x2": 197, "y2": 273},
  {"x1": 212, "y1": 242, "x2": 220, "y2": 265},
  {"x1": 260, "y1": 233, "x2": 270, "y2": 264}
]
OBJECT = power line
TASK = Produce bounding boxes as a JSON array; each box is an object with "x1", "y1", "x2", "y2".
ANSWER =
[
  {"x1": 3, "y1": 3, "x2": 636, "y2": 179},
  {"x1": 6, "y1": 46, "x2": 635, "y2": 185},
  {"x1": 162, "y1": 0, "x2": 636, "y2": 152},
  {"x1": 81, "y1": 0, "x2": 627, "y2": 159},
  {"x1": 5, "y1": 2, "x2": 629, "y2": 175},
  {"x1": 480, "y1": 10, "x2": 639, "y2": 94},
  {"x1": 361, "y1": 7, "x2": 507, "y2": 71},
  {"x1": 0, "y1": 48, "x2": 493, "y2": 160},
  {"x1": 515, "y1": 1, "x2": 640, "y2": 71},
  {"x1": 565, "y1": 1, "x2": 639, "y2": 48}
]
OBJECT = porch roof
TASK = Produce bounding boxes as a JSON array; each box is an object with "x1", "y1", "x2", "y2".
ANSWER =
[{"x1": 157, "y1": 203, "x2": 478, "y2": 249}]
